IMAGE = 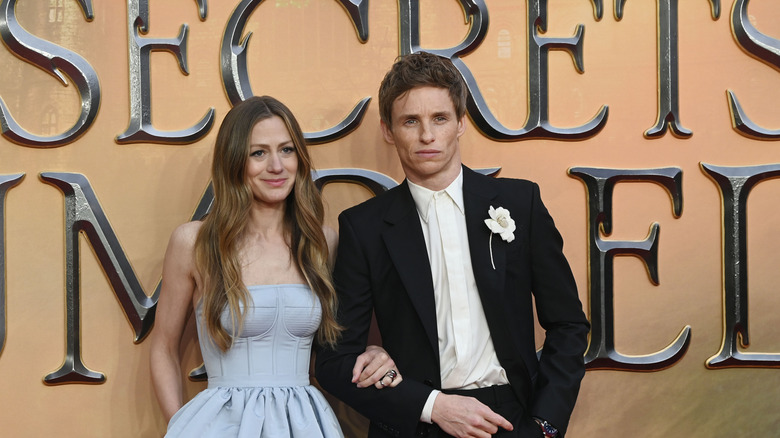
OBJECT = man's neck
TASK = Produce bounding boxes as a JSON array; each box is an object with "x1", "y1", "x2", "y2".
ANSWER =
[{"x1": 406, "y1": 165, "x2": 463, "y2": 192}]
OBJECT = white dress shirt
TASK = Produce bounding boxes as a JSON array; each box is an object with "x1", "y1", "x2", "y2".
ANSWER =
[{"x1": 407, "y1": 169, "x2": 509, "y2": 423}]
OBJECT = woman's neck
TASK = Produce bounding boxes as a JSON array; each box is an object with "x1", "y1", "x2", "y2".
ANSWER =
[{"x1": 244, "y1": 201, "x2": 287, "y2": 238}]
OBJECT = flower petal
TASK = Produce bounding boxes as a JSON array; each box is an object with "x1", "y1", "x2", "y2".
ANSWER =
[
  {"x1": 500, "y1": 230, "x2": 515, "y2": 242},
  {"x1": 486, "y1": 220, "x2": 502, "y2": 234}
]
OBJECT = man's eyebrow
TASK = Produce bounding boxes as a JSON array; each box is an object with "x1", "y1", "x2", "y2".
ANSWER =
[
  {"x1": 395, "y1": 112, "x2": 418, "y2": 120},
  {"x1": 396, "y1": 110, "x2": 452, "y2": 120}
]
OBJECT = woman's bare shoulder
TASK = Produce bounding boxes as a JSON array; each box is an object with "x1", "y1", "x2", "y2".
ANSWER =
[
  {"x1": 171, "y1": 221, "x2": 203, "y2": 244},
  {"x1": 165, "y1": 221, "x2": 204, "y2": 263},
  {"x1": 162, "y1": 221, "x2": 203, "y2": 292}
]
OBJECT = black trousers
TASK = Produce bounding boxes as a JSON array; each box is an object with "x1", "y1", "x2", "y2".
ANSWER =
[{"x1": 416, "y1": 385, "x2": 543, "y2": 438}]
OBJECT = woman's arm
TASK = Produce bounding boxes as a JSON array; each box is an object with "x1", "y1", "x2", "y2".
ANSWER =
[{"x1": 149, "y1": 222, "x2": 199, "y2": 423}]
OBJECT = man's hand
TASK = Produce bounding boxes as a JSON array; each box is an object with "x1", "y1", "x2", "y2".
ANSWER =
[
  {"x1": 430, "y1": 393, "x2": 514, "y2": 438},
  {"x1": 353, "y1": 345, "x2": 403, "y2": 389}
]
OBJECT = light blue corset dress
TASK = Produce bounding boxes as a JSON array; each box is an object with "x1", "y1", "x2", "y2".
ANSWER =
[{"x1": 165, "y1": 284, "x2": 343, "y2": 437}]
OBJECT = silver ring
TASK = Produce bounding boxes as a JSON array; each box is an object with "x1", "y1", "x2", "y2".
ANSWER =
[{"x1": 379, "y1": 369, "x2": 397, "y2": 387}]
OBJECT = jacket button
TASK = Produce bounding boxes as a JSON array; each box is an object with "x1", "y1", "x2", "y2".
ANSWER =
[{"x1": 424, "y1": 379, "x2": 433, "y2": 386}]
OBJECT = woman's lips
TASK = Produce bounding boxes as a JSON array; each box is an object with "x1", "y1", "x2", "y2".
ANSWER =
[{"x1": 263, "y1": 178, "x2": 288, "y2": 187}]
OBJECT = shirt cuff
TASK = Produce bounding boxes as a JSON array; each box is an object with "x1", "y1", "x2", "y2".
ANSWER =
[{"x1": 420, "y1": 390, "x2": 441, "y2": 424}]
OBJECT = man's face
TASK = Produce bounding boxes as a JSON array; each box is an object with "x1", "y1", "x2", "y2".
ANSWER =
[{"x1": 381, "y1": 86, "x2": 466, "y2": 191}]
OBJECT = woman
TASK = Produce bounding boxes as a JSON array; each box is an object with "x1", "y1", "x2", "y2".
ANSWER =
[{"x1": 150, "y1": 96, "x2": 399, "y2": 437}]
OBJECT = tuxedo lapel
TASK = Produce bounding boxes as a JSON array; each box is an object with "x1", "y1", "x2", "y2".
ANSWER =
[
  {"x1": 381, "y1": 182, "x2": 439, "y2": 355},
  {"x1": 463, "y1": 167, "x2": 528, "y2": 371},
  {"x1": 463, "y1": 167, "x2": 506, "y2": 297}
]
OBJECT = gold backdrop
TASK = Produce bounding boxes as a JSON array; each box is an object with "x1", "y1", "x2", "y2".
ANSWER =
[{"x1": 0, "y1": 0, "x2": 779, "y2": 436}]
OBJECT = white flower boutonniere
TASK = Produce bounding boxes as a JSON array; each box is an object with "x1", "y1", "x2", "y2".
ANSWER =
[{"x1": 484, "y1": 206, "x2": 516, "y2": 269}]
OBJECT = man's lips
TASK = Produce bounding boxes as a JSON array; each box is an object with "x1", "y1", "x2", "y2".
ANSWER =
[{"x1": 416, "y1": 149, "x2": 440, "y2": 158}]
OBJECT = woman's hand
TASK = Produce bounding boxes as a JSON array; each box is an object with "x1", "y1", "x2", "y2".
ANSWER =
[{"x1": 352, "y1": 345, "x2": 403, "y2": 389}]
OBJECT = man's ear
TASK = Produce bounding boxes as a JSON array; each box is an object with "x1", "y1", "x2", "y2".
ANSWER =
[
  {"x1": 456, "y1": 115, "x2": 467, "y2": 138},
  {"x1": 380, "y1": 120, "x2": 395, "y2": 145}
]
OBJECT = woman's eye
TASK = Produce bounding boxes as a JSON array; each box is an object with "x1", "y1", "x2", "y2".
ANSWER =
[
  {"x1": 250, "y1": 149, "x2": 264, "y2": 157},
  {"x1": 282, "y1": 146, "x2": 295, "y2": 154}
]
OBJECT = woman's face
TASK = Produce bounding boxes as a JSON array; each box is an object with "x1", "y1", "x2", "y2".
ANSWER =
[{"x1": 244, "y1": 116, "x2": 299, "y2": 208}]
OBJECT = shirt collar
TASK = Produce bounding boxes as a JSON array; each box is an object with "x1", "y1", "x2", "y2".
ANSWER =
[{"x1": 407, "y1": 168, "x2": 465, "y2": 223}]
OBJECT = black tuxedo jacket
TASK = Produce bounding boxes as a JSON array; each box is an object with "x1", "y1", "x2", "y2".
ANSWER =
[{"x1": 316, "y1": 166, "x2": 589, "y2": 437}]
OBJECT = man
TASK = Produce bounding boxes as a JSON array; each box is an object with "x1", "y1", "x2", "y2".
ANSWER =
[{"x1": 316, "y1": 52, "x2": 590, "y2": 438}]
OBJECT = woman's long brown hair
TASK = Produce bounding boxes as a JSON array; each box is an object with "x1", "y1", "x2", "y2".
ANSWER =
[{"x1": 194, "y1": 96, "x2": 342, "y2": 352}]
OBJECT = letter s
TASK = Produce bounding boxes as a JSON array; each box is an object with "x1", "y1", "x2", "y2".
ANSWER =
[{"x1": 0, "y1": 0, "x2": 100, "y2": 147}]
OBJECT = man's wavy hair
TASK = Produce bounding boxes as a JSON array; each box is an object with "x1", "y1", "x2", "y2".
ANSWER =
[
  {"x1": 378, "y1": 51, "x2": 468, "y2": 127},
  {"x1": 194, "y1": 95, "x2": 342, "y2": 352}
]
